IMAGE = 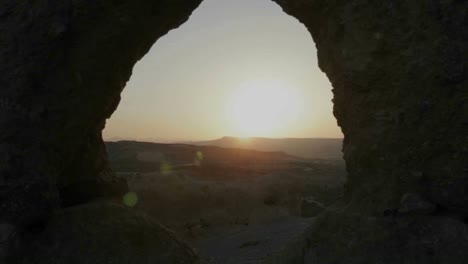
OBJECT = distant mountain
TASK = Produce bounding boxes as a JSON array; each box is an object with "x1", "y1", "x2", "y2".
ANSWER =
[
  {"x1": 105, "y1": 136, "x2": 175, "y2": 143},
  {"x1": 190, "y1": 137, "x2": 343, "y2": 160},
  {"x1": 105, "y1": 140, "x2": 296, "y2": 173}
]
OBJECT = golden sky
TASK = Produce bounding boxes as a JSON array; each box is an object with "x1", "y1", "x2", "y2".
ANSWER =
[{"x1": 103, "y1": 0, "x2": 343, "y2": 142}]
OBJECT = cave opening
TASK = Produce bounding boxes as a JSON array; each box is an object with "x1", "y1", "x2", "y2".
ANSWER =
[
  {"x1": 4, "y1": 0, "x2": 467, "y2": 262},
  {"x1": 103, "y1": 0, "x2": 342, "y2": 142},
  {"x1": 102, "y1": 0, "x2": 346, "y2": 240}
]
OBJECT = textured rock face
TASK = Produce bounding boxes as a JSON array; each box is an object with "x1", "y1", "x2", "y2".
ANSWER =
[
  {"x1": 0, "y1": 0, "x2": 467, "y2": 262},
  {"x1": 0, "y1": 0, "x2": 202, "y2": 228},
  {"x1": 0, "y1": 0, "x2": 203, "y2": 260},
  {"x1": 305, "y1": 211, "x2": 468, "y2": 264},
  {"x1": 274, "y1": 0, "x2": 468, "y2": 215}
]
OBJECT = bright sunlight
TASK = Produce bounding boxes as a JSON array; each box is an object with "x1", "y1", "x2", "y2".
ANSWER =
[
  {"x1": 228, "y1": 79, "x2": 302, "y2": 137},
  {"x1": 103, "y1": 0, "x2": 343, "y2": 141}
]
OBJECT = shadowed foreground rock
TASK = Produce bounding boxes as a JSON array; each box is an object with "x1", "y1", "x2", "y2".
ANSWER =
[
  {"x1": 12, "y1": 202, "x2": 198, "y2": 264},
  {"x1": 304, "y1": 211, "x2": 468, "y2": 264}
]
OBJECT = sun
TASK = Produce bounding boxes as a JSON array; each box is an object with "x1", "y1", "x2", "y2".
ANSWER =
[{"x1": 228, "y1": 79, "x2": 302, "y2": 137}]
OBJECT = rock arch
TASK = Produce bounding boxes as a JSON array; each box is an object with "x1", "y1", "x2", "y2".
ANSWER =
[{"x1": 1, "y1": 0, "x2": 467, "y2": 262}]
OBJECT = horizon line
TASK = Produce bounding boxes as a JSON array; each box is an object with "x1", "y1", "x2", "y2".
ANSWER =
[{"x1": 104, "y1": 135, "x2": 344, "y2": 143}]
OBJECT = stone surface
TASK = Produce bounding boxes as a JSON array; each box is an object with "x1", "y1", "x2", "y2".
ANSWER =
[
  {"x1": 194, "y1": 217, "x2": 315, "y2": 264},
  {"x1": 10, "y1": 202, "x2": 199, "y2": 264},
  {"x1": 300, "y1": 197, "x2": 325, "y2": 218},
  {"x1": 274, "y1": 0, "x2": 468, "y2": 216},
  {"x1": 0, "y1": 223, "x2": 16, "y2": 263},
  {"x1": 304, "y1": 212, "x2": 468, "y2": 264},
  {"x1": 0, "y1": 0, "x2": 467, "y2": 262},
  {"x1": 398, "y1": 192, "x2": 436, "y2": 215},
  {"x1": 0, "y1": 0, "x2": 203, "y2": 258}
]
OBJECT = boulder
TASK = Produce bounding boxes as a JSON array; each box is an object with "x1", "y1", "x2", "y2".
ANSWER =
[
  {"x1": 304, "y1": 212, "x2": 468, "y2": 264},
  {"x1": 300, "y1": 197, "x2": 325, "y2": 218},
  {"x1": 398, "y1": 193, "x2": 436, "y2": 215},
  {"x1": 11, "y1": 202, "x2": 199, "y2": 264}
]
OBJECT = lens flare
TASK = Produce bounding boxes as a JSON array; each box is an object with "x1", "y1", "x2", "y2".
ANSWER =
[
  {"x1": 160, "y1": 161, "x2": 172, "y2": 174},
  {"x1": 123, "y1": 192, "x2": 138, "y2": 207},
  {"x1": 194, "y1": 151, "x2": 204, "y2": 166}
]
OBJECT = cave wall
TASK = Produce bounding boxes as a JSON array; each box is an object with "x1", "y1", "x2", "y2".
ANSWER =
[
  {"x1": 0, "y1": 0, "x2": 467, "y2": 261},
  {"x1": 274, "y1": 0, "x2": 467, "y2": 215},
  {"x1": 0, "y1": 0, "x2": 203, "y2": 255}
]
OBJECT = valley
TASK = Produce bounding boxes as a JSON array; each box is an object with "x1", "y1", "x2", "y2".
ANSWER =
[{"x1": 106, "y1": 140, "x2": 346, "y2": 262}]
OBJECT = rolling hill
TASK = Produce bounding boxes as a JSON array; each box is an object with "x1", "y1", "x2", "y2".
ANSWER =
[{"x1": 190, "y1": 137, "x2": 343, "y2": 160}]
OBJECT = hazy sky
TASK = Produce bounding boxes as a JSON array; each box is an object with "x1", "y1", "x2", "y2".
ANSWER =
[{"x1": 103, "y1": 0, "x2": 342, "y2": 142}]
